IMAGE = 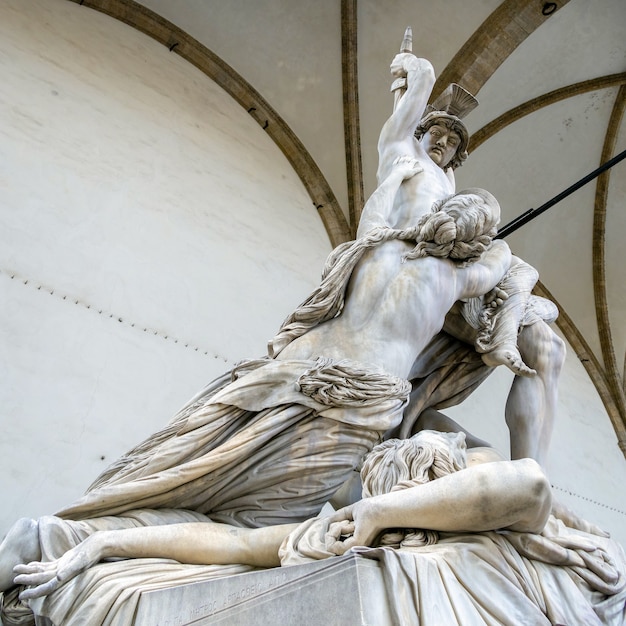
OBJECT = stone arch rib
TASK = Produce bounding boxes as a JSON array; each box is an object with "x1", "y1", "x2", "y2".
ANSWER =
[
  {"x1": 66, "y1": 0, "x2": 351, "y2": 247},
  {"x1": 468, "y1": 75, "x2": 626, "y2": 455},
  {"x1": 341, "y1": 0, "x2": 364, "y2": 237},
  {"x1": 434, "y1": 0, "x2": 625, "y2": 454},
  {"x1": 535, "y1": 282, "x2": 626, "y2": 455},
  {"x1": 470, "y1": 74, "x2": 626, "y2": 151},
  {"x1": 432, "y1": 0, "x2": 571, "y2": 102},
  {"x1": 592, "y1": 85, "x2": 626, "y2": 454},
  {"x1": 467, "y1": 76, "x2": 626, "y2": 456}
]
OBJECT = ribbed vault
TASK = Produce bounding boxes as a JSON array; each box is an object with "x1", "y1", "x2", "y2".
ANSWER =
[
  {"x1": 63, "y1": 0, "x2": 626, "y2": 456},
  {"x1": 67, "y1": 0, "x2": 351, "y2": 246}
]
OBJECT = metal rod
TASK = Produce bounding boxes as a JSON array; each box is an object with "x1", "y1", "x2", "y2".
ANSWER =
[{"x1": 496, "y1": 148, "x2": 626, "y2": 238}]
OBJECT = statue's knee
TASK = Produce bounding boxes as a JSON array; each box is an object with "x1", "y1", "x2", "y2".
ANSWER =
[
  {"x1": 520, "y1": 323, "x2": 565, "y2": 370},
  {"x1": 0, "y1": 518, "x2": 38, "y2": 560},
  {"x1": 9, "y1": 517, "x2": 38, "y2": 538},
  {"x1": 519, "y1": 459, "x2": 550, "y2": 494},
  {"x1": 515, "y1": 459, "x2": 552, "y2": 528}
]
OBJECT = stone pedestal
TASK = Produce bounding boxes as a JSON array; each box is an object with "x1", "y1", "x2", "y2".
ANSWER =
[{"x1": 133, "y1": 555, "x2": 392, "y2": 625}]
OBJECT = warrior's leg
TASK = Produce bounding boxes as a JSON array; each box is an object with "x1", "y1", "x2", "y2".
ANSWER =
[
  {"x1": 0, "y1": 518, "x2": 41, "y2": 590},
  {"x1": 505, "y1": 321, "x2": 566, "y2": 465},
  {"x1": 415, "y1": 407, "x2": 492, "y2": 449}
]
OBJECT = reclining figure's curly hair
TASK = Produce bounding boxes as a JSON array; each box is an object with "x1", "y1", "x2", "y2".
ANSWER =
[
  {"x1": 360, "y1": 430, "x2": 467, "y2": 548},
  {"x1": 403, "y1": 188, "x2": 501, "y2": 267}
]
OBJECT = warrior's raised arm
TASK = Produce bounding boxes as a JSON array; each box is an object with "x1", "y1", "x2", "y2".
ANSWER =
[{"x1": 377, "y1": 52, "x2": 435, "y2": 183}]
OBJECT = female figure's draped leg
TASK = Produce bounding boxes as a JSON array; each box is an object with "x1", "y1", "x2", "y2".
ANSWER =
[
  {"x1": 2, "y1": 358, "x2": 408, "y2": 625},
  {"x1": 57, "y1": 359, "x2": 407, "y2": 528}
]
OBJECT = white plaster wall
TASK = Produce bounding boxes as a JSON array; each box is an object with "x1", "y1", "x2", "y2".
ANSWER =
[
  {"x1": 1, "y1": 0, "x2": 624, "y2": 557},
  {"x1": 0, "y1": 0, "x2": 330, "y2": 534}
]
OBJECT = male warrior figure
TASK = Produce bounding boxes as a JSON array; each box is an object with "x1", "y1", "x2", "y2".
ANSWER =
[{"x1": 377, "y1": 51, "x2": 566, "y2": 466}]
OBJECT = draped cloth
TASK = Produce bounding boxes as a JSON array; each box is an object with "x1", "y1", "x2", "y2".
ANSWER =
[
  {"x1": 2, "y1": 358, "x2": 410, "y2": 625},
  {"x1": 9, "y1": 513, "x2": 626, "y2": 625},
  {"x1": 280, "y1": 515, "x2": 626, "y2": 626},
  {"x1": 56, "y1": 358, "x2": 410, "y2": 527}
]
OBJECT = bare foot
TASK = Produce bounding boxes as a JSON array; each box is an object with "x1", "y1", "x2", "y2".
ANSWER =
[
  {"x1": 481, "y1": 345, "x2": 536, "y2": 377},
  {"x1": 483, "y1": 286, "x2": 508, "y2": 308}
]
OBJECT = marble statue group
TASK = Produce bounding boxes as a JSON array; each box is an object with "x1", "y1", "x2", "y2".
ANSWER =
[{"x1": 1, "y1": 42, "x2": 625, "y2": 626}]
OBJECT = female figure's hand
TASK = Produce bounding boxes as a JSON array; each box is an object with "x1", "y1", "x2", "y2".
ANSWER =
[{"x1": 14, "y1": 535, "x2": 104, "y2": 601}]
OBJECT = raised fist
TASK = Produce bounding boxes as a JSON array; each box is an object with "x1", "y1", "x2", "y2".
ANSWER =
[{"x1": 390, "y1": 53, "x2": 430, "y2": 78}]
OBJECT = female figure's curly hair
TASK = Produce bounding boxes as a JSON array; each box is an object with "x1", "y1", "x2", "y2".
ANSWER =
[{"x1": 403, "y1": 188, "x2": 500, "y2": 267}]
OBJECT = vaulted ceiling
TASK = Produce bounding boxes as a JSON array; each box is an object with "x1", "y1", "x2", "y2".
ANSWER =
[{"x1": 68, "y1": 0, "x2": 626, "y2": 454}]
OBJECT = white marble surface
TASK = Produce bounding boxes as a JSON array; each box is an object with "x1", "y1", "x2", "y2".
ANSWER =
[
  {"x1": 0, "y1": 0, "x2": 624, "y2": 552},
  {"x1": 446, "y1": 334, "x2": 626, "y2": 546},
  {"x1": 133, "y1": 556, "x2": 391, "y2": 626}
]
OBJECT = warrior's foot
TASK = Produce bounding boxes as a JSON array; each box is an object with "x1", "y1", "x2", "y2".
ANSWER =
[{"x1": 481, "y1": 345, "x2": 536, "y2": 378}]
